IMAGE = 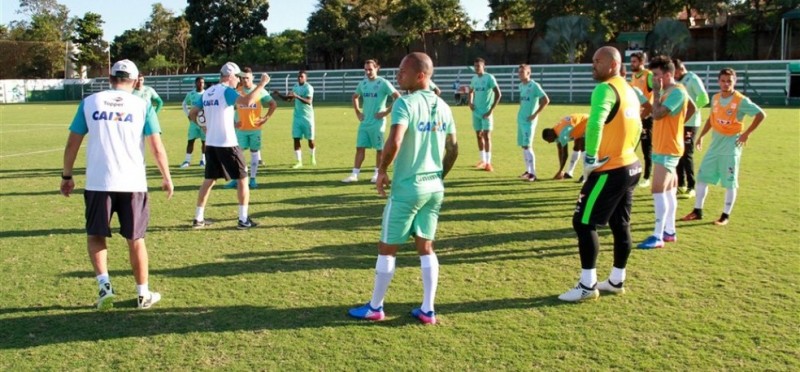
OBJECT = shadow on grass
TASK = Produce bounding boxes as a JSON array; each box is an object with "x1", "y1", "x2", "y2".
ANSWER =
[{"x1": 0, "y1": 296, "x2": 566, "y2": 349}]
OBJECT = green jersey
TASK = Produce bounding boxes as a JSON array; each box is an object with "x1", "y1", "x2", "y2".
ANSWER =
[
  {"x1": 390, "y1": 90, "x2": 456, "y2": 198},
  {"x1": 183, "y1": 89, "x2": 204, "y2": 125},
  {"x1": 517, "y1": 80, "x2": 547, "y2": 125},
  {"x1": 708, "y1": 94, "x2": 764, "y2": 156},
  {"x1": 470, "y1": 73, "x2": 498, "y2": 116},
  {"x1": 292, "y1": 83, "x2": 314, "y2": 124},
  {"x1": 355, "y1": 76, "x2": 398, "y2": 127},
  {"x1": 678, "y1": 71, "x2": 709, "y2": 127},
  {"x1": 133, "y1": 85, "x2": 163, "y2": 113}
]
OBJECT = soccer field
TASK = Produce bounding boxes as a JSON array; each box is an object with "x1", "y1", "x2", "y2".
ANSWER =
[{"x1": 0, "y1": 101, "x2": 798, "y2": 369}]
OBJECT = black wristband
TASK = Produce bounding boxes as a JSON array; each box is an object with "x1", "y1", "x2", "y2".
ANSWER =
[{"x1": 61, "y1": 174, "x2": 72, "y2": 180}]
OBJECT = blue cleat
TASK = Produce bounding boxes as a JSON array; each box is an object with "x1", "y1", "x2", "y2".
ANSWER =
[
  {"x1": 637, "y1": 235, "x2": 665, "y2": 249},
  {"x1": 348, "y1": 302, "x2": 385, "y2": 321},
  {"x1": 411, "y1": 308, "x2": 437, "y2": 325},
  {"x1": 222, "y1": 180, "x2": 238, "y2": 189},
  {"x1": 248, "y1": 178, "x2": 257, "y2": 189}
]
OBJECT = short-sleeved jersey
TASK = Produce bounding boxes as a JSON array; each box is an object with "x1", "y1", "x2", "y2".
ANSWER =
[
  {"x1": 707, "y1": 91, "x2": 764, "y2": 156},
  {"x1": 355, "y1": 76, "x2": 398, "y2": 127},
  {"x1": 554, "y1": 114, "x2": 589, "y2": 146},
  {"x1": 586, "y1": 76, "x2": 642, "y2": 172},
  {"x1": 652, "y1": 84, "x2": 688, "y2": 156},
  {"x1": 194, "y1": 83, "x2": 240, "y2": 147},
  {"x1": 390, "y1": 90, "x2": 456, "y2": 198},
  {"x1": 183, "y1": 89, "x2": 204, "y2": 125},
  {"x1": 630, "y1": 69, "x2": 654, "y2": 103},
  {"x1": 678, "y1": 71, "x2": 708, "y2": 127},
  {"x1": 517, "y1": 80, "x2": 547, "y2": 125},
  {"x1": 69, "y1": 89, "x2": 160, "y2": 192},
  {"x1": 470, "y1": 73, "x2": 499, "y2": 116},
  {"x1": 292, "y1": 83, "x2": 314, "y2": 122},
  {"x1": 236, "y1": 86, "x2": 273, "y2": 131},
  {"x1": 133, "y1": 85, "x2": 162, "y2": 112}
]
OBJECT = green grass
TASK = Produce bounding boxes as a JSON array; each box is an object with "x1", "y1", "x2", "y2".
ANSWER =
[{"x1": 0, "y1": 100, "x2": 798, "y2": 369}]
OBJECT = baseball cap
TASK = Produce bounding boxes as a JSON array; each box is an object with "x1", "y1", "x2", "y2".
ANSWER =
[
  {"x1": 111, "y1": 59, "x2": 139, "y2": 79},
  {"x1": 220, "y1": 62, "x2": 242, "y2": 76}
]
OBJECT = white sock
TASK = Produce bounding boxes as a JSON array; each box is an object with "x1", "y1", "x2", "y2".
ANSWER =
[
  {"x1": 420, "y1": 253, "x2": 439, "y2": 313},
  {"x1": 486, "y1": 152, "x2": 492, "y2": 164},
  {"x1": 352, "y1": 168, "x2": 360, "y2": 176},
  {"x1": 665, "y1": 188, "x2": 678, "y2": 234},
  {"x1": 373, "y1": 168, "x2": 380, "y2": 176},
  {"x1": 254, "y1": 150, "x2": 261, "y2": 162},
  {"x1": 295, "y1": 150, "x2": 302, "y2": 161},
  {"x1": 184, "y1": 153, "x2": 192, "y2": 162},
  {"x1": 370, "y1": 255, "x2": 396, "y2": 309},
  {"x1": 652, "y1": 192, "x2": 667, "y2": 237},
  {"x1": 480, "y1": 150, "x2": 486, "y2": 163},
  {"x1": 529, "y1": 149, "x2": 536, "y2": 176},
  {"x1": 201, "y1": 153, "x2": 206, "y2": 163},
  {"x1": 521, "y1": 149, "x2": 530, "y2": 173},
  {"x1": 580, "y1": 269, "x2": 597, "y2": 288},
  {"x1": 567, "y1": 151, "x2": 581, "y2": 174},
  {"x1": 695, "y1": 182, "x2": 709, "y2": 209},
  {"x1": 136, "y1": 284, "x2": 149, "y2": 296},
  {"x1": 609, "y1": 267, "x2": 626, "y2": 284},
  {"x1": 250, "y1": 156, "x2": 259, "y2": 179},
  {"x1": 311, "y1": 148, "x2": 316, "y2": 157},
  {"x1": 195, "y1": 207, "x2": 205, "y2": 221},
  {"x1": 96, "y1": 273, "x2": 110, "y2": 286},
  {"x1": 239, "y1": 205, "x2": 248, "y2": 222},
  {"x1": 724, "y1": 188, "x2": 737, "y2": 214}
]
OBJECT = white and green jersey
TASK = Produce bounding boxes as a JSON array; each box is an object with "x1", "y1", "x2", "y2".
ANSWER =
[
  {"x1": 470, "y1": 73, "x2": 498, "y2": 116},
  {"x1": 133, "y1": 85, "x2": 163, "y2": 113},
  {"x1": 517, "y1": 80, "x2": 547, "y2": 125},
  {"x1": 183, "y1": 89, "x2": 204, "y2": 126},
  {"x1": 678, "y1": 71, "x2": 708, "y2": 127},
  {"x1": 390, "y1": 90, "x2": 456, "y2": 198},
  {"x1": 355, "y1": 76, "x2": 398, "y2": 127},
  {"x1": 292, "y1": 82, "x2": 314, "y2": 125}
]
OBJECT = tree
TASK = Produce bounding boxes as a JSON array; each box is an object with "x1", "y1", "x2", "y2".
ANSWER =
[
  {"x1": 540, "y1": 15, "x2": 604, "y2": 63},
  {"x1": 186, "y1": 0, "x2": 270, "y2": 58},
  {"x1": 390, "y1": 0, "x2": 434, "y2": 53},
  {"x1": 110, "y1": 29, "x2": 148, "y2": 67},
  {"x1": 72, "y1": 12, "x2": 108, "y2": 77},
  {"x1": 487, "y1": 0, "x2": 532, "y2": 63},
  {"x1": 144, "y1": 3, "x2": 174, "y2": 57},
  {"x1": 647, "y1": 18, "x2": 691, "y2": 56},
  {"x1": 307, "y1": 0, "x2": 356, "y2": 69}
]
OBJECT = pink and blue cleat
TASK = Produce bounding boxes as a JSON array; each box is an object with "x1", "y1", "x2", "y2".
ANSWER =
[
  {"x1": 411, "y1": 308, "x2": 437, "y2": 325},
  {"x1": 662, "y1": 231, "x2": 677, "y2": 242},
  {"x1": 637, "y1": 235, "x2": 665, "y2": 249},
  {"x1": 348, "y1": 302, "x2": 385, "y2": 321}
]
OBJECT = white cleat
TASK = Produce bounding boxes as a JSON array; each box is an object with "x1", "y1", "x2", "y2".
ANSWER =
[
  {"x1": 558, "y1": 282, "x2": 599, "y2": 302},
  {"x1": 597, "y1": 279, "x2": 626, "y2": 295},
  {"x1": 137, "y1": 291, "x2": 161, "y2": 309},
  {"x1": 370, "y1": 174, "x2": 379, "y2": 183},
  {"x1": 341, "y1": 174, "x2": 359, "y2": 183}
]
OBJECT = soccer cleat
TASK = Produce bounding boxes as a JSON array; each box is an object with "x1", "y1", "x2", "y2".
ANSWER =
[
  {"x1": 558, "y1": 282, "x2": 599, "y2": 302},
  {"x1": 237, "y1": 217, "x2": 257, "y2": 230},
  {"x1": 192, "y1": 219, "x2": 211, "y2": 229},
  {"x1": 484, "y1": 164, "x2": 494, "y2": 172},
  {"x1": 680, "y1": 210, "x2": 703, "y2": 221},
  {"x1": 341, "y1": 174, "x2": 358, "y2": 183},
  {"x1": 519, "y1": 171, "x2": 531, "y2": 179},
  {"x1": 526, "y1": 174, "x2": 537, "y2": 182},
  {"x1": 96, "y1": 282, "x2": 115, "y2": 310},
  {"x1": 663, "y1": 231, "x2": 677, "y2": 242},
  {"x1": 597, "y1": 279, "x2": 626, "y2": 295},
  {"x1": 199, "y1": 160, "x2": 205, "y2": 167},
  {"x1": 370, "y1": 174, "x2": 379, "y2": 183},
  {"x1": 637, "y1": 235, "x2": 665, "y2": 249},
  {"x1": 564, "y1": 173, "x2": 574, "y2": 179},
  {"x1": 411, "y1": 308, "x2": 437, "y2": 325},
  {"x1": 348, "y1": 302, "x2": 385, "y2": 321},
  {"x1": 291, "y1": 161, "x2": 303, "y2": 169},
  {"x1": 222, "y1": 180, "x2": 238, "y2": 189},
  {"x1": 475, "y1": 161, "x2": 487, "y2": 169},
  {"x1": 714, "y1": 216, "x2": 729, "y2": 226},
  {"x1": 249, "y1": 178, "x2": 258, "y2": 189},
  {"x1": 638, "y1": 179, "x2": 651, "y2": 188},
  {"x1": 179, "y1": 161, "x2": 191, "y2": 168},
  {"x1": 677, "y1": 189, "x2": 696, "y2": 199},
  {"x1": 311, "y1": 156, "x2": 317, "y2": 166},
  {"x1": 137, "y1": 291, "x2": 161, "y2": 309}
]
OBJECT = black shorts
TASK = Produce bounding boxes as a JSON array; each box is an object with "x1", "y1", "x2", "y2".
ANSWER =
[
  {"x1": 84, "y1": 191, "x2": 149, "y2": 240},
  {"x1": 204, "y1": 145, "x2": 247, "y2": 181},
  {"x1": 573, "y1": 161, "x2": 642, "y2": 226}
]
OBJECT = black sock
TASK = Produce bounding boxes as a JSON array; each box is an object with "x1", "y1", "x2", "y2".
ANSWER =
[
  {"x1": 694, "y1": 208, "x2": 703, "y2": 219},
  {"x1": 719, "y1": 213, "x2": 729, "y2": 221}
]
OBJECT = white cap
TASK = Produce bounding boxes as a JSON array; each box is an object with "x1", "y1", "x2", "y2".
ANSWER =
[
  {"x1": 111, "y1": 59, "x2": 139, "y2": 79},
  {"x1": 220, "y1": 62, "x2": 242, "y2": 76}
]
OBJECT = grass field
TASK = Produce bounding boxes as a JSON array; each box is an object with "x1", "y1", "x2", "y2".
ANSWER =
[{"x1": 0, "y1": 99, "x2": 798, "y2": 370}]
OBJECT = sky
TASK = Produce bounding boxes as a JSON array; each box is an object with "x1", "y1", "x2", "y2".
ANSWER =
[{"x1": 1, "y1": 0, "x2": 491, "y2": 41}]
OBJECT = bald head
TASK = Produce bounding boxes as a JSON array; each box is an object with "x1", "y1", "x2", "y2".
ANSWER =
[
  {"x1": 592, "y1": 46, "x2": 621, "y2": 82},
  {"x1": 404, "y1": 52, "x2": 433, "y2": 77},
  {"x1": 398, "y1": 52, "x2": 433, "y2": 91}
]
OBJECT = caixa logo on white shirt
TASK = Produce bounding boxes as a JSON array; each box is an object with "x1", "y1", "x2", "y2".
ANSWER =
[{"x1": 92, "y1": 111, "x2": 134, "y2": 122}]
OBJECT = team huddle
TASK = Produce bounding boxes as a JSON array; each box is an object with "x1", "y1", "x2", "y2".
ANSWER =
[{"x1": 59, "y1": 46, "x2": 766, "y2": 321}]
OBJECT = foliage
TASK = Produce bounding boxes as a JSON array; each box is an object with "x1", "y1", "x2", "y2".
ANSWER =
[
  {"x1": 142, "y1": 53, "x2": 178, "y2": 75},
  {"x1": 72, "y1": 12, "x2": 108, "y2": 77},
  {"x1": 110, "y1": 29, "x2": 148, "y2": 67},
  {"x1": 540, "y1": 15, "x2": 603, "y2": 63},
  {"x1": 307, "y1": 0, "x2": 356, "y2": 69},
  {"x1": 230, "y1": 30, "x2": 306, "y2": 69},
  {"x1": 390, "y1": 0, "x2": 434, "y2": 52},
  {"x1": 647, "y1": 18, "x2": 692, "y2": 57},
  {"x1": 726, "y1": 22, "x2": 754, "y2": 60},
  {"x1": 185, "y1": 0, "x2": 271, "y2": 58}
]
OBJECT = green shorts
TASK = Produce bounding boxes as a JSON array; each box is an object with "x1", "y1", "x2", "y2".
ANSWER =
[
  {"x1": 472, "y1": 113, "x2": 493, "y2": 132},
  {"x1": 236, "y1": 130, "x2": 262, "y2": 151},
  {"x1": 652, "y1": 154, "x2": 680, "y2": 173},
  {"x1": 292, "y1": 122, "x2": 314, "y2": 140},
  {"x1": 697, "y1": 152, "x2": 740, "y2": 189},
  {"x1": 188, "y1": 122, "x2": 205, "y2": 141},
  {"x1": 380, "y1": 191, "x2": 444, "y2": 245},
  {"x1": 517, "y1": 122, "x2": 535, "y2": 147},
  {"x1": 356, "y1": 125, "x2": 384, "y2": 150}
]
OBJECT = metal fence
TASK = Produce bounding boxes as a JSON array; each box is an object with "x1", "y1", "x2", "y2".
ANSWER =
[{"x1": 1, "y1": 60, "x2": 796, "y2": 106}]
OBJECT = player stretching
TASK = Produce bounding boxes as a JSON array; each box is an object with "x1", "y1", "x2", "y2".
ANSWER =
[
  {"x1": 680, "y1": 68, "x2": 765, "y2": 226},
  {"x1": 558, "y1": 47, "x2": 642, "y2": 302}
]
